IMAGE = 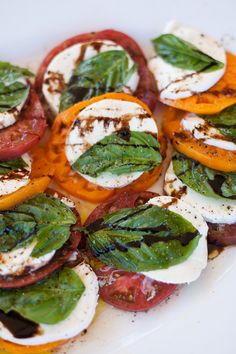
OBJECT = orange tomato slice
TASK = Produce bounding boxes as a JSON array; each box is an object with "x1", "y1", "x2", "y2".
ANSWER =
[
  {"x1": 0, "y1": 338, "x2": 66, "y2": 354},
  {"x1": 0, "y1": 147, "x2": 53, "y2": 210},
  {"x1": 160, "y1": 52, "x2": 236, "y2": 114},
  {"x1": 47, "y1": 92, "x2": 166, "y2": 203},
  {"x1": 163, "y1": 106, "x2": 236, "y2": 172}
]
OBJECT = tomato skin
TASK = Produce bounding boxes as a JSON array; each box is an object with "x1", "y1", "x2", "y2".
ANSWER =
[
  {"x1": 35, "y1": 29, "x2": 157, "y2": 116},
  {"x1": 96, "y1": 267, "x2": 177, "y2": 312},
  {"x1": 85, "y1": 190, "x2": 158, "y2": 226},
  {"x1": 0, "y1": 87, "x2": 47, "y2": 160}
]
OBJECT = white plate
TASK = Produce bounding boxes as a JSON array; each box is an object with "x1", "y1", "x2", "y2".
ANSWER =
[{"x1": 1, "y1": 1, "x2": 236, "y2": 353}]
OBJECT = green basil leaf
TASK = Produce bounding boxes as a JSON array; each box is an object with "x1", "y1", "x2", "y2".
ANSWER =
[
  {"x1": 59, "y1": 50, "x2": 137, "y2": 111},
  {"x1": 200, "y1": 104, "x2": 236, "y2": 142},
  {"x1": 0, "y1": 61, "x2": 33, "y2": 113},
  {"x1": 84, "y1": 204, "x2": 200, "y2": 272},
  {"x1": 152, "y1": 34, "x2": 224, "y2": 72},
  {"x1": 0, "y1": 194, "x2": 76, "y2": 256},
  {"x1": 0, "y1": 157, "x2": 28, "y2": 175},
  {"x1": 0, "y1": 267, "x2": 85, "y2": 324},
  {"x1": 72, "y1": 130, "x2": 162, "y2": 177},
  {"x1": 0, "y1": 212, "x2": 36, "y2": 252},
  {"x1": 172, "y1": 152, "x2": 236, "y2": 199}
]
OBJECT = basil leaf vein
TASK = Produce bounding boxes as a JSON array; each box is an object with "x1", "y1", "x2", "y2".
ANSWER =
[
  {"x1": 59, "y1": 50, "x2": 137, "y2": 111},
  {"x1": 84, "y1": 204, "x2": 200, "y2": 272},
  {"x1": 152, "y1": 34, "x2": 224, "y2": 72},
  {"x1": 173, "y1": 152, "x2": 236, "y2": 199},
  {"x1": 72, "y1": 130, "x2": 162, "y2": 177},
  {"x1": 0, "y1": 267, "x2": 85, "y2": 324}
]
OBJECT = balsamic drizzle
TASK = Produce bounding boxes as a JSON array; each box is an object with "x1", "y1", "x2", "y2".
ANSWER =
[
  {"x1": 86, "y1": 204, "x2": 199, "y2": 257},
  {"x1": 0, "y1": 310, "x2": 39, "y2": 339}
]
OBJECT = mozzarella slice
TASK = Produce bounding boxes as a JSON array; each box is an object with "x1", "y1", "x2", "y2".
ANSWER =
[
  {"x1": 0, "y1": 79, "x2": 29, "y2": 130},
  {"x1": 165, "y1": 161, "x2": 236, "y2": 224},
  {"x1": 0, "y1": 240, "x2": 55, "y2": 276},
  {"x1": 65, "y1": 98, "x2": 158, "y2": 188},
  {"x1": 182, "y1": 113, "x2": 236, "y2": 151},
  {"x1": 0, "y1": 263, "x2": 99, "y2": 346},
  {"x1": 149, "y1": 21, "x2": 226, "y2": 100},
  {"x1": 141, "y1": 196, "x2": 208, "y2": 284},
  {"x1": 42, "y1": 40, "x2": 139, "y2": 114},
  {"x1": 0, "y1": 153, "x2": 32, "y2": 197}
]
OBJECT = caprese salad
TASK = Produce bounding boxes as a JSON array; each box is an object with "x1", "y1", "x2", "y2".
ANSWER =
[{"x1": 0, "y1": 21, "x2": 235, "y2": 354}]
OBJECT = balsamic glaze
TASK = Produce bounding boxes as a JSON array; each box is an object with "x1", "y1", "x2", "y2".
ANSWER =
[
  {"x1": 0, "y1": 310, "x2": 39, "y2": 338},
  {"x1": 87, "y1": 204, "x2": 199, "y2": 257}
]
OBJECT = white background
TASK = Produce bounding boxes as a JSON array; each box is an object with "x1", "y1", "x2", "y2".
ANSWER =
[{"x1": 0, "y1": 1, "x2": 236, "y2": 353}]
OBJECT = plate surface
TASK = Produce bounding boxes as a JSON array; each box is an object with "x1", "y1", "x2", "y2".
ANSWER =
[{"x1": 1, "y1": 0, "x2": 236, "y2": 353}]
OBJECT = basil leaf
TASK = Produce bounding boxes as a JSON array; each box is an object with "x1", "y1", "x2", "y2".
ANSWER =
[
  {"x1": 72, "y1": 130, "x2": 162, "y2": 178},
  {"x1": 0, "y1": 157, "x2": 28, "y2": 175},
  {"x1": 84, "y1": 204, "x2": 200, "y2": 272},
  {"x1": 0, "y1": 267, "x2": 85, "y2": 324},
  {"x1": 152, "y1": 34, "x2": 224, "y2": 72},
  {"x1": 0, "y1": 61, "x2": 33, "y2": 113},
  {"x1": 0, "y1": 194, "x2": 76, "y2": 256},
  {"x1": 0, "y1": 212, "x2": 36, "y2": 252},
  {"x1": 59, "y1": 50, "x2": 137, "y2": 111},
  {"x1": 73, "y1": 129, "x2": 161, "y2": 177},
  {"x1": 200, "y1": 104, "x2": 236, "y2": 143},
  {"x1": 172, "y1": 152, "x2": 236, "y2": 199}
]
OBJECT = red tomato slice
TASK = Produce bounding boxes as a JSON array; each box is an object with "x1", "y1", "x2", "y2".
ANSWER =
[
  {"x1": 35, "y1": 29, "x2": 157, "y2": 116},
  {"x1": 0, "y1": 87, "x2": 47, "y2": 160},
  {"x1": 96, "y1": 267, "x2": 177, "y2": 312}
]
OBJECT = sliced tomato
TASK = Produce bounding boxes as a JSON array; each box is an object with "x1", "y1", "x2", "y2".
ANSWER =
[
  {"x1": 96, "y1": 267, "x2": 177, "y2": 312},
  {"x1": 160, "y1": 52, "x2": 236, "y2": 114},
  {"x1": 163, "y1": 107, "x2": 236, "y2": 172},
  {"x1": 47, "y1": 93, "x2": 166, "y2": 203},
  {"x1": 35, "y1": 29, "x2": 157, "y2": 116},
  {"x1": 0, "y1": 146, "x2": 54, "y2": 211},
  {"x1": 0, "y1": 87, "x2": 47, "y2": 160},
  {"x1": 208, "y1": 222, "x2": 236, "y2": 246},
  {"x1": 85, "y1": 190, "x2": 158, "y2": 225},
  {"x1": 0, "y1": 337, "x2": 66, "y2": 354}
]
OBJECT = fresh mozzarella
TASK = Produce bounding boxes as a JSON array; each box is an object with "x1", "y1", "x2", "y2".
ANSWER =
[
  {"x1": 65, "y1": 98, "x2": 158, "y2": 188},
  {"x1": 141, "y1": 195, "x2": 208, "y2": 284},
  {"x1": 0, "y1": 153, "x2": 32, "y2": 197},
  {"x1": 149, "y1": 21, "x2": 226, "y2": 100},
  {"x1": 42, "y1": 40, "x2": 139, "y2": 114},
  {"x1": 0, "y1": 241, "x2": 55, "y2": 276},
  {"x1": 0, "y1": 79, "x2": 28, "y2": 130},
  {"x1": 165, "y1": 161, "x2": 236, "y2": 224},
  {"x1": 0, "y1": 263, "x2": 99, "y2": 346},
  {"x1": 181, "y1": 114, "x2": 236, "y2": 151}
]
